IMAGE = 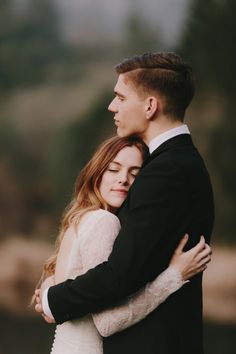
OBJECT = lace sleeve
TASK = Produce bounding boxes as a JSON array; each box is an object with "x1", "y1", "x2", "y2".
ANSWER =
[
  {"x1": 79, "y1": 211, "x2": 121, "y2": 273},
  {"x1": 79, "y1": 211, "x2": 186, "y2": 338},
  {"x1": 93, "y1": 266, "x2": 186, "y2": 337}
]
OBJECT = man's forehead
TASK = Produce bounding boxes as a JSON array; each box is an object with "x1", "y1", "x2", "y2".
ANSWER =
[
  {"x1": 114, "y1": 74, "x2": 134, "y2": 92},
  {"x1": 115, "y1": 74, "x2": 128, "y2": 87},
  {"x1": 114, "y1": 73, "x2": 148, "y2": 99}
]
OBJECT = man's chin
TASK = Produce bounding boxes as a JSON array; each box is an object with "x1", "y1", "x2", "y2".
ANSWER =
[
  {"x1": 116, "y1": 128, "x2": 131, "y2": 138},
  {"x1": 116, "y1": 128, "x2": 126, "y2": 138},
  {"x1": 117, "y1": 129, "x2": 140, "y2": 139}
]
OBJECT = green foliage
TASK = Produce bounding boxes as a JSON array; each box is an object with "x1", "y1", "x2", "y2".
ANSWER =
[
  {"x1": 179, "y1": 0, "x2": 236, "y2": 94},
  {"x1": 45, "y1": 91, "x2": 115, "y2": 214},
  {"x1": 0, "y1": 0, "x2": 70, "y2": 90},
  {"x1": 178, "y1": 0, "x2": 236, "y2": 243},
  {"x1": 0, "y1": 120, "x2": 44, "y2": 236},
  {"x1": 123, "y1": 12, "x2": 162, "y2": 56}
]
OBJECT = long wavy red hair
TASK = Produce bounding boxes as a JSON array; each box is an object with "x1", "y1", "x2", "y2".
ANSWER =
[{"x1": 40, "y1": 136, "x2": 147, "y2": 282}]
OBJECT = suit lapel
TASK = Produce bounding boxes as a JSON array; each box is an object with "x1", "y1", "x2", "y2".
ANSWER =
[
  {"x1": 143, "y1": 134, "x2": 194, "y2": 167},
  {"x1": 117, "y1": 134, "x2": 194, "y2": 223}
]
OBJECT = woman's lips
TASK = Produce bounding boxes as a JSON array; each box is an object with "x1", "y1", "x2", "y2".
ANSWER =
[{"x1": 112, "y1": 189, "x2": 128, "y2": 195}]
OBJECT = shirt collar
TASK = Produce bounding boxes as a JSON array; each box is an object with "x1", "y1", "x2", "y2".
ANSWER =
[{"x1": 148, "y1": 124, "x2": 190, "y2": 154}]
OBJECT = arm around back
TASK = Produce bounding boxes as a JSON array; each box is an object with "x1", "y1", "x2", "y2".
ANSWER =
[{"x1": 48, "y1": 160, "x2": 188, "y2": 324}]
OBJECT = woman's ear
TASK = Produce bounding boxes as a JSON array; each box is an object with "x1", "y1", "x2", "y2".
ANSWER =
[{"x1": 145, "y1": 96, "x2": 159, "y2": 120}]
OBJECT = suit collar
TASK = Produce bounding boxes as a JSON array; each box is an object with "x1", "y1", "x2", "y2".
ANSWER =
[
  {"x1": 152, "y1": 133, "x2": 193, "y2": 155},
  {"x1": 148, "y1": 124, "x2": 190, "y2": 154},
  {"x1": 143, "y1": 134, "x2": 194, "y2": 167}
]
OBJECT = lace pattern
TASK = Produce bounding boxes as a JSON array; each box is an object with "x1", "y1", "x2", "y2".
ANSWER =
[{"x1": 50, "y1": 209, "x2": 186, "y2": 352}]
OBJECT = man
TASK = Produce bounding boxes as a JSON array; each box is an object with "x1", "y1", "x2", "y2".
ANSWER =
[{"x1": 36, "y1": 52, "x2": 214, "y2": 353}]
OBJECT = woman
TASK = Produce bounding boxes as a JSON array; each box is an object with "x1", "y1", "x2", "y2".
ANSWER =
[{"x1": 37, "y1": 136, "x2": 211, "y2": 354}]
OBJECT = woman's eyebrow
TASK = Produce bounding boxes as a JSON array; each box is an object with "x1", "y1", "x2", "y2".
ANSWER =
[
  {"x1": 129, "y1": 166, "x2": 141, "y2": 170},
  {"x1": 109, "y1": 161, "x2": 121, "y2": 166}
]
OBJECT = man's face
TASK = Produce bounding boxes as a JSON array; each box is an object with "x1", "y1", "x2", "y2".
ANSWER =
[{"x1": 108, "y1": 74, "x2": 148, "y2": 138}]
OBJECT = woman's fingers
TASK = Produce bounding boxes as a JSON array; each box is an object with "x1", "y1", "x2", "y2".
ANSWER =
[
  {"x1": 194, "y1": 246, "x2": 212, "y2": 274},
  {"x1": 175, "y1": 234, "x2": 189, "y2": 254},
  {"x1": 192, "y1": 235, "x2": 206, "y2": 253},
  {"x1": 199, "y1": 254, "x2": 211, "y2": 266},
  {"x1": 205, "y1": 243, "x2": 212, "y2": 255},
  {"x1": 195, "y1": 244, "x2": 212, "y2": 262},
  {"x1": 198, "y1": 264, "x2": 208, "y2": 273}
]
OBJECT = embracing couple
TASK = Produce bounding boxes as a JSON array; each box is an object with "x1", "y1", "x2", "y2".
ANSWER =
[{"x1": 35, "y1": 52, "x2": 214, "y2": 354}]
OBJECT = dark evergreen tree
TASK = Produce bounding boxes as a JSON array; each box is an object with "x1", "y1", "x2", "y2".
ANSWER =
[
  {"x1": 178, "y1": 0, "x2": 236, "y2": 242},
  {"x1": 0, "y1": 0, "x2": 63, "y2": 90}
]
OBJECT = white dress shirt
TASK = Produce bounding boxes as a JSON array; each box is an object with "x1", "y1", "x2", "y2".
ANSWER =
[
  {"x1": 42, "y1": 287, "x2": 53, "y2": 319},
  {"x1": 148, "y1": 124, "x2": 190, "y2": 154},
  {"x1": 42, "y1": 124, "x2": 191, "y2": 320}
]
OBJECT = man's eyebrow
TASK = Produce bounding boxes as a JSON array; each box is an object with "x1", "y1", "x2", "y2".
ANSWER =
[{"x1": 114, "y1": 90, "x2": 125, "y2": 97}]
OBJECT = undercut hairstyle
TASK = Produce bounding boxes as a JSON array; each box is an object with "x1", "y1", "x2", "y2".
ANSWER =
[{"x1": 115, "y1": 52, "x2": 195, "y2": 121}]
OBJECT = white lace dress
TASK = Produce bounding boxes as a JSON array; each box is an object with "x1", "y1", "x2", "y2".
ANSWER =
[{"x1": 50, "y1": 209, "x2": 185, "y2": 354}]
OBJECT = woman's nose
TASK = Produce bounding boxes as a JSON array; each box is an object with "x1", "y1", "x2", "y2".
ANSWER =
[{"x1": 118, "y1": 171, "x2": 129, "y2": 185}]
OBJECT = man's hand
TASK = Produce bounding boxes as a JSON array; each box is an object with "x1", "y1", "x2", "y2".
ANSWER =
[{"x1": 34, "y1": 276, "x2": 56, "y2": 324}]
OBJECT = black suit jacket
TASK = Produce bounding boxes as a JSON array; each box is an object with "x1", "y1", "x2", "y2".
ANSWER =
[{"x1": 48, "y1": 134, "x2": 214, "y2": 354}]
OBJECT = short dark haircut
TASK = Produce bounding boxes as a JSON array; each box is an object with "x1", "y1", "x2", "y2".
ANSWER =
[{"x1": 115, "y1": 52, "x2": 195, "y2": 120}]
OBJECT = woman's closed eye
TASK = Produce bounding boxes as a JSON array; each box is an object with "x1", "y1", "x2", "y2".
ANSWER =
[
  {"x1": 108, "y1": 168, "x2": 119, "y2": 173},
  {"x1": 130, "y1": 169, "x2": 140, "y2": 177}
]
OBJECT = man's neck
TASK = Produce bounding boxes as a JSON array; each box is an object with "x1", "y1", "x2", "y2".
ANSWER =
[{"x1": 143, "y1": 119, "x2": 184, "y2": 145}]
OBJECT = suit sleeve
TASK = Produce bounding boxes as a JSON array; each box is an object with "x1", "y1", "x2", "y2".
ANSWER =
[{"x1": 48, "y1": 160, "x2": 187, "y2": 324}]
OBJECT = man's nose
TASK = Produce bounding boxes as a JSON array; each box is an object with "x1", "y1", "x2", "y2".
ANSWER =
[{"x1": 108, "y1": 98, "x2": 117, "y2": 113}]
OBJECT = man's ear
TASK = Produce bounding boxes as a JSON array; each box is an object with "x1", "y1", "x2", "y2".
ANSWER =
[{"x1": 145, "y1": 96, "x2": 159, "y2": 120}]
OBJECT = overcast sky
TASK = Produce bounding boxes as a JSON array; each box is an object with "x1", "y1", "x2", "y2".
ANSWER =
[
  {"x1": 53, "y1": 0, "x2": 191, "y2": 45},
  {"x1": 13, "y1": 0, "x2": 191, "y2": 46}
]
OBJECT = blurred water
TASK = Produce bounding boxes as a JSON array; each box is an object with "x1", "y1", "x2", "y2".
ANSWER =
[{"x1": 0, "y1": 312, "x2": 235, "y2": 354}]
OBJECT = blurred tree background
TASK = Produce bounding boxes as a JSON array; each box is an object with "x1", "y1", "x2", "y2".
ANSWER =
[{"x1": 0, "y1": 0, "x2": 235, "y2": 353}]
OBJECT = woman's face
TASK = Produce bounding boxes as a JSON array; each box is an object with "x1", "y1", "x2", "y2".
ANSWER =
[{"x1": 99, "y1": 146, "x2": 143, "y2": 212}]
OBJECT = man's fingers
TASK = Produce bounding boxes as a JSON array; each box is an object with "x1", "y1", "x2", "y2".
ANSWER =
[
  {"x1": 175, "y1": 234, "x2": 189, "y2": 254},
  {"x1": 35, "y1": 303, "x2": 43, "y2": 314},
  {"x1": 43, "y1": 315, "x2": 56, "y2": 324},
  {"x1": 35, "y1": 294, "x2": 41, "y2": 304},
  {"x1": 35, "y1": 289, "x2": 40, "y2": 296}
]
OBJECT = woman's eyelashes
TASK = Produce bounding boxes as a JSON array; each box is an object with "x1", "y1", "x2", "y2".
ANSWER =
[
  {"x1": 107, "y1": 168, "x2": 139, "y2": 178},
  {"x1": 130, "y1": 171, "x2": 139, "y2": 177},
  {"x1": 108, "y1": 168, "x2": 119, "y2": 173}
]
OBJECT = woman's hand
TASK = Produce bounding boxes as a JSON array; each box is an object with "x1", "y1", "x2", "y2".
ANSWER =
[{"x1": 169, "y1": 234, "x2": 212, "y2": 281}]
